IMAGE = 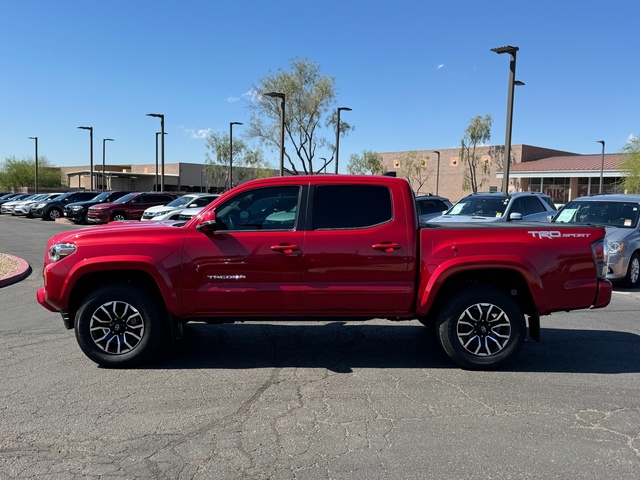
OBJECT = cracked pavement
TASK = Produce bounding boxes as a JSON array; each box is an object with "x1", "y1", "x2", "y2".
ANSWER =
[{"x1": 1, "y1": 215, "x2": 639, "y2": 479}]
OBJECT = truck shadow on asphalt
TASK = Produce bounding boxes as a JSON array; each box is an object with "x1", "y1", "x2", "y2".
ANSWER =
[{"x1": 148, "y1": 322, "x2": 640, "y2": 374}]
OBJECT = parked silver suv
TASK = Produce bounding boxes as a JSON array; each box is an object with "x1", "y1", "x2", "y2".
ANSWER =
[{"x1": 552, "y1": 194, "x2": 640, "y2": 287}]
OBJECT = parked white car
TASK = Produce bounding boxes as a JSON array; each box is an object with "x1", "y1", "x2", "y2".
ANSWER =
[
  {"x1": 141, "y1": 193, "x2": 219, "y2": 221},
  {"x1": 12, "y1": 193, "x2": 63, "y2": 217}
]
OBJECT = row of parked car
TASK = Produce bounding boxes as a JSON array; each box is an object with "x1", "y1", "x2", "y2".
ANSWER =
[
  {"x1": 0, "y1": 191, "x2": 219, "y2": 224},
  {"x1": 3, "y1": 187, "x2": 640, "y2": 288}
]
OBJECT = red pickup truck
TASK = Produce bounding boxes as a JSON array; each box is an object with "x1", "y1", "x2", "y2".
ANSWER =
[{"x1": 37, "y1": 175, "x2": 611, "y2": 370}]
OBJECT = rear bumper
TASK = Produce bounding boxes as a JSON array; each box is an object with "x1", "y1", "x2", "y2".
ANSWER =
[{"x1": 592, "y1": 279, "x2": 612, "y2": 309}]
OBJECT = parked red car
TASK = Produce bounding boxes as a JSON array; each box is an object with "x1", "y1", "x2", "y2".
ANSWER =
[{"x1": 86, "y1": 192, "x2": 177, "y2": 223}]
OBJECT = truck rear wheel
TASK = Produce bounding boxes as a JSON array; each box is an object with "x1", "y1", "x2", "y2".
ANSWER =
[
  {"x1": 436, "y1": 286, "x2": 525, "y2": 370},
  {"x1": 75, "y1": 284, "x2": 164, "y2": 367}
]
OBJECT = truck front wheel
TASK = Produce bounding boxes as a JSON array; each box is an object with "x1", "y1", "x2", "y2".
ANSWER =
[
  {"x1": 75, "y1": 285, "x2": 164, "y2": 367},
  {"x1": 436, "y1": 286, "x2": 525, "y2": 370}
]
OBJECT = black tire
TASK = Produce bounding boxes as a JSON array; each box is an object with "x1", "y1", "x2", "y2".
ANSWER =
[
  {"x1": 46, "y1": 208, "x2": 62, "y2": 221},
  {"x1": 621, "y1": 252, "x2": 640, "y2": 288},
  {"x1": 75, "y1": 284, "x2": 164, "y2": 367},
  {"x1": 111, "y1": 212, "x2": 127, "y2": 221},
  {"x1": 436, "y1": 286, "x2": 525, "y2": 370}
]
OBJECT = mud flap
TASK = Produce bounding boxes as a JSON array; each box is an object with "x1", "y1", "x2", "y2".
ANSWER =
[{"x1": 527, "y1": 311, "x2": 540, "y2": 342}]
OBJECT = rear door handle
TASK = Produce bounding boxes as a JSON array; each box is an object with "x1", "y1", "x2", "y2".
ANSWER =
[{"x1": 271, "y1": 243, "x2": 300, "y2": 254}]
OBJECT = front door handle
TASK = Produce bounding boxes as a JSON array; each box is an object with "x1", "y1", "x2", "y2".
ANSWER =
[{"x1": 372, "y1": 242, "x2": 401, "y2": 252}]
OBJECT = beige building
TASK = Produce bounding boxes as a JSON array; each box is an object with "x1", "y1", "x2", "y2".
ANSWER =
[
  {"x1": 60, "y1": 162, "x2": 209, "y2": 193},
  {"x1": 380, "y1": 144, "x2": 629, "y2": 204}
]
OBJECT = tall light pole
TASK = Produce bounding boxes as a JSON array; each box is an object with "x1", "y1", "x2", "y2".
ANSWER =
[
  {"x1": 154, "y1": 132, "x2": 167, "y2": 192},
  {"x1": 335, "y1": 107, "x2": 352, "y2": 174},
  {"x1": 434, "y1": 150, "x2": 441, "y2": 195},
  {"x1": 229, "y1": 121, "x2": 243, "y2": 189},
  {"x1": 147, "y1": 113, "x2": 165, "y2": 191},
  {"x1": 28, "y1": 136, "x2": 39, "y2": 194},
  {"x1": 77, "y1": 126, "x2": 94, "y2": 190},
  {"x1": 491, "y1": 45, "x2": 520, "y2": 194},
  {"x1": 597, "y1": 140, "x2": 605, "y2": 194},
  {"x1": 264, "y1": 92, "x2": 285, "y2": 176},
  {"x1": 102, "y1": 138, "x2": 114, "y2": 192}
]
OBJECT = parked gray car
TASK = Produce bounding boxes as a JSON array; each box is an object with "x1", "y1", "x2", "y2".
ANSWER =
[
  {"x1": 552, "y1": 194, "x2": 640, "y2": 287},
  {"x1": 428, "y1": 191, "x2": 557, "y2": 223},
  {"x1": 415, "y1": 194, "x2": 453, "y2": 226}
]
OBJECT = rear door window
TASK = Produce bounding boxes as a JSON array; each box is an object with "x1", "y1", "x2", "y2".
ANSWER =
[{"x1": 312, "y1": 185, "x2": 392, "y2": 229}]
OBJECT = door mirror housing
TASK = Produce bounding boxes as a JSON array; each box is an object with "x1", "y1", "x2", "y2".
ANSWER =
[{"x1": 196, "y1": 210, "x2": 218, "y2": 233}]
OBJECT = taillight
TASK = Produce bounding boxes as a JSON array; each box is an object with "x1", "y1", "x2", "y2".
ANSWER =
[{"x1": 591, "y1": 239, "x2": 608, "y2": 279}]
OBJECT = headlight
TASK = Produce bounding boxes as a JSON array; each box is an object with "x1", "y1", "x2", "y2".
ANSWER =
[
  {"x1": 34, "y1": 203, "x2": 46, "y2": 208},
  {"x1": 70, "y1": 206, "x2": 84, "y2": 211},
  {"x1": 150, "y1": 210, "x2": 169, "y2": 217},
  {"x1": 48, "y1": 243, "x2": 76, "y2": 263},
  {"x1": 608, "y1": 241, "x2": 624, "y2": 255}
]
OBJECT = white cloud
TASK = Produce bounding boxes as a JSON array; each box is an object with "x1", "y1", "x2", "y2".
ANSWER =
[
  {"x1": 437, "y1": 64, "x2": 445, "y2": 70},
  {"x1": 227, "y1": 96, "x2": 240, "y2": 103},
  {"x1": 244, "y1": 88, "x2": 262, "y2": 103},
  {"x1": 176, "y1": 125, "x2": 212, "y2": 140}
]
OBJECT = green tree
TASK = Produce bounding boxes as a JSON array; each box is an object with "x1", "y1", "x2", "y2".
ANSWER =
[
  {"x1": 246, "y1": 57, "x2": 353, "y2": 175},
  {"x1": 346, "y1": 150, "x2": 384, "y2": 175},
  {"x1": 460, "y1": 115, "x2": 492, "y2": 193},
  {"x1": 398, "y1": 151, "x2": 432, "y2": 194},
  {"x1": 621, "y1": 135, "x2": 640, "y2": 193},
  {"x1": 0, "y1": 155, "x2": 62, "y2": 190},
  {"x1": 204, "y1": 132, "x2": 272, "y2": 191}
]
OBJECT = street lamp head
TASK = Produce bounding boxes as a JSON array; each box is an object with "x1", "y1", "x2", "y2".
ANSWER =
[
  {"x1": 491, "y1": 45, "x2": 519, "y2": 55},
  {"x1": 231, "y1": 122, "x2": 243, "y2": 126},
  {"x1": 338, "y1": 107, "x2": 352, "y2": 112},
  {"x1": 433, "y1": 150, "x2": 440, "y2": 155},
  {"x1": 264, "y1": 91, "x2": 285, "y2": 99},
  {"x1": 77, "y1": 126, "x2": 92, "y2": 131},
  {"x1": 28, "y1": 136, "x2": 37, "y2": 140},
  {"x1": 104, "y1": 138, "x2": 114, "y2": 143},
  {"x1": 146, "y1": 113, "x2": 164, "y2": 119},
  {"x1": 597, "y1": 140, "x2": 605, "y2": 145},
  {"x1": 514, "y1": 80, "x2": 525, "y2": 86}
]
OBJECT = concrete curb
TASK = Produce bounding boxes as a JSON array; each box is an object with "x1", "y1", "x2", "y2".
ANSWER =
[{"x1": 0, "y1": 254, "x2": 32, "y2": 288}]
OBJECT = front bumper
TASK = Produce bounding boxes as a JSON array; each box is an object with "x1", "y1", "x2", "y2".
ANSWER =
[
  {"x1": 87, "y1": 211, "x2": 109, "y2": 223},
  {"x1": 605, "y1": 253, "x2": 628, "y2": 281},
  {"x1": 64, "y1": 209, "x2": 85, "y2": 222},
  {"x1": 36, "y1": 287, "x2": 58, "y2": 312}
]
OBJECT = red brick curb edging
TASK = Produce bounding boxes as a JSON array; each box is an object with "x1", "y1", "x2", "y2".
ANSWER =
[{"x1": 0, "y1": 254, "x2": 32, "y2": 288}]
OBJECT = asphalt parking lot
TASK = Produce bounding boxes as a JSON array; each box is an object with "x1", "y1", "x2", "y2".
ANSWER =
[{"x1": 1, "y1": 214, "x2": 639, "y2": 479}]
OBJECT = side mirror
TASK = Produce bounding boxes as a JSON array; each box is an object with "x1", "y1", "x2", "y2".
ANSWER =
[
  {"x1": 508, "y1": 212, "x2": 523, "y2": 221},
  {"x1": 196, "y1": 210, "x2": 218, "y2": 233}
]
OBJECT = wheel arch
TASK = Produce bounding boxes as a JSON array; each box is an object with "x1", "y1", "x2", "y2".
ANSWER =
[
  {"x1": 110, "y1": 210, "x2": 128, "y2": 221},
  {"x1": 417, "y1": 268, "x2": 537, "y2": 329},
  {"x1": 65, "y1": 268, "x2": 174, "y2": 329}
]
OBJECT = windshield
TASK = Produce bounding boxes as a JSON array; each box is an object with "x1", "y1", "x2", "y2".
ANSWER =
[
  {"x1": 165, "y1": 196, "x2": 194, "y2": 207},
  {"x1": 90, "y1": 191, "x2": 115, "y2": 202},
  {"x1": 114, "y1": 193, "x2": 138, "y2": 204},
  {"x1": 446, "y1": 197, "x2": 509, "y2": 218},
  {"x1": 553, "y1": 200, "x2": 640, "y2": 228}
]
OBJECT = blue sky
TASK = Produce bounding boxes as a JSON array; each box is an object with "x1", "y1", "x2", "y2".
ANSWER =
[{"x1": 1, "y1": 0, "x2": 638, "y2": 171}]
